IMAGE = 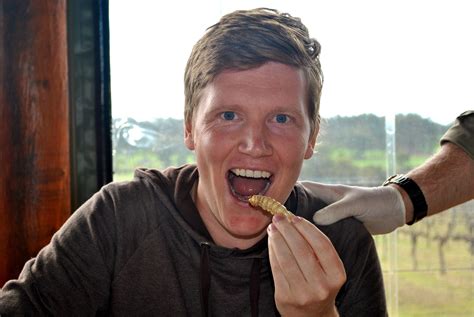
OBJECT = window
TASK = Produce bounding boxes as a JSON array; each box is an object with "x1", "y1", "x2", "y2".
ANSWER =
[{"x1": 109, "y1": 1, "x2": 474, "y2": 315}]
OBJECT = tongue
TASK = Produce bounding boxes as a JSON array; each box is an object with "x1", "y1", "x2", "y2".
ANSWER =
[{"x1": 230, "y1": 176, "x2": 268, "y2": 197}]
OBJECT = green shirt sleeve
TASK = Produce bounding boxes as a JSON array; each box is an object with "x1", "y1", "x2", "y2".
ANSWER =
[{"x1": 440, "y1": 110, "x2": 474, "y2": 160}]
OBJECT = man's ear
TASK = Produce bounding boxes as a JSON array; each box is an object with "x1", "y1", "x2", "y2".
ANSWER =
[
  {"x1": 184, "y1": 120, "x2": 195, "y2": 150},
  {"x1": 304, "y1": 125, "x2": 319, "y2": 160}
]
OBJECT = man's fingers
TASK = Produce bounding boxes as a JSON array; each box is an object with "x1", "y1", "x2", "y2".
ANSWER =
[
  {"x1": 267, "y1": 223, "x2": 307, "y2": 286},
  {"x1": 305, "y1": 181, "x2": 407, "y2": 235},
  {"x1": 299, "y1": 181, "x2": 345, "y2": 203},
  {"x1": 312, "y1": 202, "x2": 353, "y2": 226},
  {"x1": 268, "y1": 217, "x2": 346, "y2": 315},
  {"x1": 292, "y1": 217, "x2": 346, "y2": 283},
  {"x1": 270, "y1": 217, "x2": 324, "y2": 284},
  {"x1": 268, "y1": 230, "x2": 290, "y2": 291},
  {"x1": 313, "y1": 186, "x2": 407, "y2": 234}
]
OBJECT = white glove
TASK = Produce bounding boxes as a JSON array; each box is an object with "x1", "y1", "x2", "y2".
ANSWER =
[{"x1": 300, "y1": 181, "x2": 406, "y2": 235}]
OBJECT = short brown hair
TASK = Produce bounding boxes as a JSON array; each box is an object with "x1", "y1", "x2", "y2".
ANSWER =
[{"x1": 184, "y1": 8, "x2": 323, "y2": 135}]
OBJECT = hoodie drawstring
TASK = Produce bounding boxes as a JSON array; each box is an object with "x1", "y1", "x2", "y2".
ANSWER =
[
  {"x1": 200, "y1": 243, "x2": 211, "y2": 317},
  {"x1": 249, "y1": 258, "x2": 262, "y2": 317}
]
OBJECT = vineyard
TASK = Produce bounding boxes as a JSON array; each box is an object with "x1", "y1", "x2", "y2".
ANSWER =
[{"x1": 377, "y1": 201, "x2": 474, "y2": 316}]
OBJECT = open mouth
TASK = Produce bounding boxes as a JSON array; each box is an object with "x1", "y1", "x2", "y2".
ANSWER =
[{"x1": 227, "y1": 168, "x2": 272, "y2": 202}]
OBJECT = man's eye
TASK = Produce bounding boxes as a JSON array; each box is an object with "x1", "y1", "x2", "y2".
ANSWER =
[
  {"x1": 222, "y1": 111, "x2": 236, "y2": 121},
  {"x1": 275, "y1": 114, "x2": 289, "y2": 123}
]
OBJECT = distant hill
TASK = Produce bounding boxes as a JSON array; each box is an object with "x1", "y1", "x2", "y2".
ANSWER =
[{"x1": 302, "y1": 113, "x2": 449, "y2": 184}]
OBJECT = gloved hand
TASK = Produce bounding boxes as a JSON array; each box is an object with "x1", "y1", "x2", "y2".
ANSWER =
[{"x1": 300, "y1": 181, "x2": 406, "y2": 235}]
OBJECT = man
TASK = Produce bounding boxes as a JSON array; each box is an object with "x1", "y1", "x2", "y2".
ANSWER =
[
  {"x1": 308, "y1": 110, "x2": 474, "y2": 234},
  {"x1": 0, "y1": 8, "x2": 387, "y2": 316}
]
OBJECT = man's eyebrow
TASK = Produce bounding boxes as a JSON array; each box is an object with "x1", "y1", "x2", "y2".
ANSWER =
[
  {"x1": 206, "y1": 103, "x2": 244, "y2": 112},
  {"x1": 270, "y1": 105, "x2": 307, "y2": 116}
]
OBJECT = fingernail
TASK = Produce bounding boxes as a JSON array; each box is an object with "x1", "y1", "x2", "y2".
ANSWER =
[
  {"x1": 273, "y1": 215, "x2": 285, "y2": 223},
  {"x1": 290, "y1": 216, "x2": 303, "y2": 223},
  {"x1": 267, "y1": 223, "x2": 277, "y2": 233}
]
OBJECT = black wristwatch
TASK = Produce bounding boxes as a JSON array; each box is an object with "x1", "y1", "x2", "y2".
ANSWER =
[{"x1": 383, "y1": 174, "x2": 428, "y2": 225}]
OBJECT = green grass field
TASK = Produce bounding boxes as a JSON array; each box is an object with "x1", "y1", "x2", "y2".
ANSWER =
[{"x1": 375, "y1": 206, "x2": 474, "y2": 316}]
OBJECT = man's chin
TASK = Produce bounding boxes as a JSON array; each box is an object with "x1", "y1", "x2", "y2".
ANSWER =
[{"x1": 226, "y1": 218, "x2": 270, "y2": 240}]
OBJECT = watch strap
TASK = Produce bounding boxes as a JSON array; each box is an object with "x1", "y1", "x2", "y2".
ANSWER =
[{"x1": 383, "y1": 174, "x2": 428, "y2": 225}]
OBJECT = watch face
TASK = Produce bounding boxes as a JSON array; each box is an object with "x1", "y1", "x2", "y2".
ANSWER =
[
  {"x1": 393, "y1": 175, "x2": 407, "y2": 183},
  {"x1": 383, "y1": 174, "x2": 404, "y2": 186}
]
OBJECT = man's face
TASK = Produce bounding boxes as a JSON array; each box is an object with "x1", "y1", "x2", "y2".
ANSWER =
[{"x1": 185, "y1": 62, "x2": 316, "y2": 248}]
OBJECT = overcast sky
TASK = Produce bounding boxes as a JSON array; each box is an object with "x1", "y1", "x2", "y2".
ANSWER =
[{"x1": 110, "y1": 0, "x2": 473, "y2": 125}]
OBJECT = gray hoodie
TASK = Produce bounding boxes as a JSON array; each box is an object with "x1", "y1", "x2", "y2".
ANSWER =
[{"x1": 0, "y1": 164, "x2": 387, "y2": 316}]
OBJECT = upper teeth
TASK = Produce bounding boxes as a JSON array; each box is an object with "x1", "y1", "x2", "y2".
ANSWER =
[{"x1": 231, "y1": 168, "x2": 271, "y2": 178}]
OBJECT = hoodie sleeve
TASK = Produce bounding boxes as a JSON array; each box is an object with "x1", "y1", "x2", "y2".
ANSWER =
[
  {"x1": 0, "y1": 186, "x2": 118, "y2": 316},
  {"x1": 440, "y1": 110, "x2": 474, "y2": 159}
]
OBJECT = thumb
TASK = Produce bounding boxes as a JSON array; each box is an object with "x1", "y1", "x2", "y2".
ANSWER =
[{"x1": 313, "y1": 201, "x2": 356, "y2": 226}]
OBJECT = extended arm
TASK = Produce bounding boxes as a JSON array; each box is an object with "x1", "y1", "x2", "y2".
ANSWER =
[
  {"x1": 305, "y1": 111, "x2": 474, "y2": 234},
  {"x1": 400, "y1": 141, "x2": 474, "y2": 222}
]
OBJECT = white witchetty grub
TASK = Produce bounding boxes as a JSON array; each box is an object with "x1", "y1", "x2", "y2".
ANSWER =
[{"x1": 248, "y1": 195, "x2": 294, "y2": 218}]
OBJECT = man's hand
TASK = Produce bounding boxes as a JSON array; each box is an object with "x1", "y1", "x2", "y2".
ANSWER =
[
  {"x1": 301, "y1": 182, "x2": 406, "y2": 235},
  {"x1": 268, "y1": 215, "x2": 346, "y2": 316}
]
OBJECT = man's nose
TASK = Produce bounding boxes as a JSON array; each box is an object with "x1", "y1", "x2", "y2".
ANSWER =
[{"x1": 238, "y1": 123, "x2": 273, "y2": 157}]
